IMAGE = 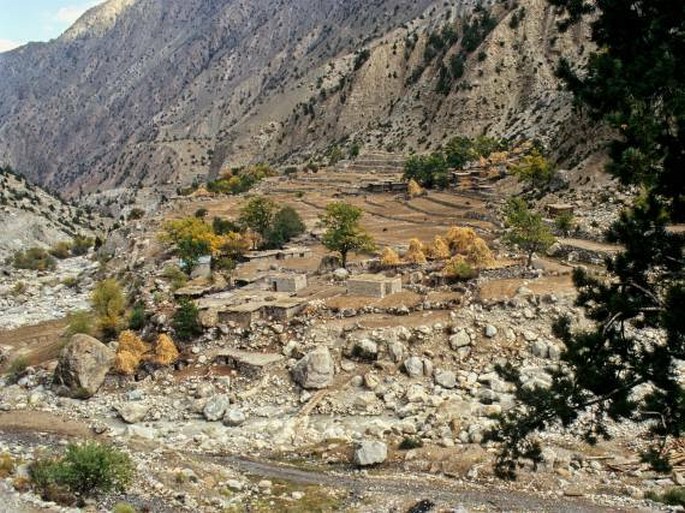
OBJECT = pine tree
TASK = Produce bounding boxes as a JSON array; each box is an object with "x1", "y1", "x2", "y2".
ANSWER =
[{"x1": 488, "y1": 0, "x2": 685, "y2": 479}]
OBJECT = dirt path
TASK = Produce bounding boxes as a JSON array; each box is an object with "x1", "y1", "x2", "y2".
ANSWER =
[
  {"x1": 558, "y1": 238, "x2": 621, "y2": 253},
  {"x1": 207, "y1": 454, "x2": 654, "y2": 513},
  {"x1": 0, "y1": 411, "x2": 93, "y2": 439},
  {"x1": 0, "y1": 319, "x2": 66, "y2": 370}
]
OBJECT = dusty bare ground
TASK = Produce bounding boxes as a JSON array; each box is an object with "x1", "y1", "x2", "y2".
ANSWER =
[
  {"x1": 0, "y1": 408, "x2": 653, "y2": 513},
  {"x1": 0, "y1": 319, "x2": 66, "y2": 371}
]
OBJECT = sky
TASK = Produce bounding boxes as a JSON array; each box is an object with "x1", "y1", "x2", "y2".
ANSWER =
[{"x1": 0, "y1": 0, "x2": 104, "y2": 52}]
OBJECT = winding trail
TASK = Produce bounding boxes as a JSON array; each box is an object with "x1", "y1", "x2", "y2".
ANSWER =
[{"x1": 205, "y1": 453, "x2": 654, "y2": 513}]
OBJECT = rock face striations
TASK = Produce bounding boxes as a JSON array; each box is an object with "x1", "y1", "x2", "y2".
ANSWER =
[{"x1": 0, "y1": 0, "x2": 589, "y2": 195}]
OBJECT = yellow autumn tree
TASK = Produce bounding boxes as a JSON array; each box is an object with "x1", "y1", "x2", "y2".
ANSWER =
[
  {"x1": 405, "y1": 238, "x2": 427, "y2": 264},
  {"x1": 149, "y1": 334, "x2": 179, "y2": 366},
  {"x1": 428, "y1": 235, "x2": 450, "y2": 260},
  {"x1": 407, "y1": 179, "x2": 424, "y2": 198},
  {"x1": 380, "y1": 247, "x2": 401, "y2": 266},
  {"x1": 445, "y1": 226, "x2": 478, "y2": 254},
  {"x1": 114, "y1": 331, "x2": 150, "y2": 375},
  {"x1": 465, "y1": 237, "x2": 495, "y2": 267}
]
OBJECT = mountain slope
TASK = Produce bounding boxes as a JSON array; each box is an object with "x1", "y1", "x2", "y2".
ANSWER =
[{"x1": 0, "y1": 0, "x2": 592, "y2": 195}]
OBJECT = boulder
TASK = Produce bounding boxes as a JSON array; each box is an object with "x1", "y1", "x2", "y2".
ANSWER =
[
  {"x1": 449, "y1": 329, "x2": 471, "y2": 349},
  {"x1": 353, "y1": 440, "x2": 387, "y2": 466},
  {"x1": 117, "y1": 403, "x2": 150, "y2": 424},
  {"x1": 387, "y1": 341, "x2": 405, "y2": 363},
  {"x1": 52, "y1": 334, "x2": 115, "y2": 399},
  {"x1": 292, "y1": 347, "x2": 334, "y2": 389},
  {"x1": 484, "y1": 324, "x2": 498, "y2": 338},
  {"x1": 403, "y1": 356, "x2": 424, "y2": 378},
  {"x1": 434, "y1": 370, "x2": 457, "y2": 389},
  {"x1": 223, "y1": 408, "x2": 247, "y2": 427},
  {"x1": 530, "y1": 340, "x2": 549, "y2": 359},
  {"x1": 333, "y1": 268, "x2": 350, "y2": 281},
  {"x1": 203, "y1": 395, "x2": 231, "y2": 421},
  {"x1": 353, "y1": 339, "x2": 378, "y2": 361}
]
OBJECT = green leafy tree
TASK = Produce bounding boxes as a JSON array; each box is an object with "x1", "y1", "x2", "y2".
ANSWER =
[
  {"x1": 444, "y1": 136, "x2": 473, "y2": 169},
  {"x1": 91, "y1": 279, "x2": 125, "y2": 339},
  {"x1": 488, "y1": 0, "x2": 685, "y2": 479},
  {"x1": 176, "y1": 238, "x2": 210, "y2": 274},
  {"x1": 320, "y1": 202, "x2": 376, "y2": 268},
  {"x1": 265, "y1": 206, "x2": 306, "y2": 249},
  {"x1": 160, "y1": 217, "x2": 218, "y2": 274},
  {"x1": 511, "y1": 149, "x2": 554, "y2": 189},
  {"x1": 503, "y1": 198, "x2": 554, "y2": 267},
  {"x1": 212, "y1": 216, "x2": 240, "y2": 236},
  {"x1": 172, "y1": 297, "x2": 202, "y2": 342},
  {"x1": 403, "y1": 152, "x2": 449, "y2": 189},
  {"x1": 239, "y1": 196, "x2": 277, "y2": 246}
]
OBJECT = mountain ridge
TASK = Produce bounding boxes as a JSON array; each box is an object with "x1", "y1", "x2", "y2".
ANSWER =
[{"x1": 0, "y1": 0, "x2": 594, "y2": 196}]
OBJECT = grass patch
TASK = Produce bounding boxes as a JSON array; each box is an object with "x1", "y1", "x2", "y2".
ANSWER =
[
  {"x1": 224, "y1": 479, "x2": 344, "y2": 513},
  {"x1": 646, "y1": 487, "x2": 685, "y2": 506}
]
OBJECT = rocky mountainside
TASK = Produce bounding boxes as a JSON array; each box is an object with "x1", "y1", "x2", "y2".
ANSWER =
[
  {"x1": 0, "y1": 0, "x2": 593, "y2": 196},
  {"x1": 0, "y1": 167, "x2": 106, "y2": 261}
]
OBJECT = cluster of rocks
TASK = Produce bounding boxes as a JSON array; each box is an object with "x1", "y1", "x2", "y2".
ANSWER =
[{"x1": 0, "y1": 256, "x2": 99, "y2": 330}]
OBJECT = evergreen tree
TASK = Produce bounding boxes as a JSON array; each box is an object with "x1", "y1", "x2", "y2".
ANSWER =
[{"x1": 488, "y1": 0, "x2": 685, "y2": 479}]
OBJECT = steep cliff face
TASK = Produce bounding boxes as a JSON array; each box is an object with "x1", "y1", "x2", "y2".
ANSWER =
[{"x1": 0, "y1": 0, "x2": 591, "y2": 195}]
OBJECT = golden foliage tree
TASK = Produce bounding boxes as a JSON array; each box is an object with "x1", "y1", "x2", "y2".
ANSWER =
[
  {"x1": 380, "y1": 247, "x2": 401, "y2": 266},
  {"x1": 407, "y1": 179, "x2": 424, "y2": 198},
  {"x1": 405, "y1": 238, "x2": 427, "y2": 264},
  {"x1": 445, "y1": 226, "x2": 478, "y2": 254},
  {"x1": 429, "y1": 236, "x2": 451, "y2": 260},
  {"x1": 465, "y1": 237, "x2": 495, "y2": 267},
  {"x1": 149, "y1": 334, "x2": 179, "y2": 366},
  {"x1": 114, "y1": 331, "x2": 150, "y2": 375}
]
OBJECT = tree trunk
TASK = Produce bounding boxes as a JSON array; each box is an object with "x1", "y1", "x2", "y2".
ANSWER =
[{"x1": 341, "y1": 250, "x2": 348, "y2": 268}]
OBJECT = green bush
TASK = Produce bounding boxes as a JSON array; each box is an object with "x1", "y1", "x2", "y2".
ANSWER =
[
  {"x1": 403, "y1": 153, "x2": 449, "y2": 189},
  {"x1": 212, "y1": 217, "x2": 240, "y2": 236},
  {"x1": 11, "y1": 281, "x2": 27, "y2": 296},
  {"x1": 128, "y1": 304, "x2": 147, "y2": 331},
  {"x1": 112, "y1": 503, "x2": 138, "y2": 513},
  {"x1": 61, "y1": 276, "x2": 79, "y2": 288},
  {"x1": 128, "y1": 208, "x2": 145, "y2": 221},
  {"x1": 30, "y1": 442, "x2": 133, "y2": 501},
  {"x1": 646, "y1": 487, "x2": 685, "y2": 507},
  {"x1": 13, "y1": 247, "x2": 57, "y2": 271},
  {"x1": 49, "y1": 241, "x2": 72, "y2": 259},
  {"x1": 398, "y1": 436, "x2": 424, "y2": 450},
  {"x1": 554, "y1": 211, "x2": 575, "y2": 236},
  {"x1": 65, "y1": 310, "x2": 95, "y2": 337},
  {"x1": 6, "y1": 356, "x2": 28, "y2": 382},
  {"x1": 91, "y1": 279, "x2": 125, "y2": 339},
  {"x1": 161, "y1": 264, "x2": 188, "y2": 291},
  {"x1": 444, "y1": 258, "x2": 477, "y2": 281},
  {"x1": 172, "y1": 298, "x2": 202, "y2": 342},
  {"x1": 71, "y1": 235, "x2": 94, "y2": 256}
]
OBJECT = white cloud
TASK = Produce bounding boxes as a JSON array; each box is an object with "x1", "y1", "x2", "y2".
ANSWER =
[
  {"x1": 55, "y1": 2, "x2": 102, "y2": 25},
  {"x1": 0, "y1": 39, "x2": 23, "y2": 53}
]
